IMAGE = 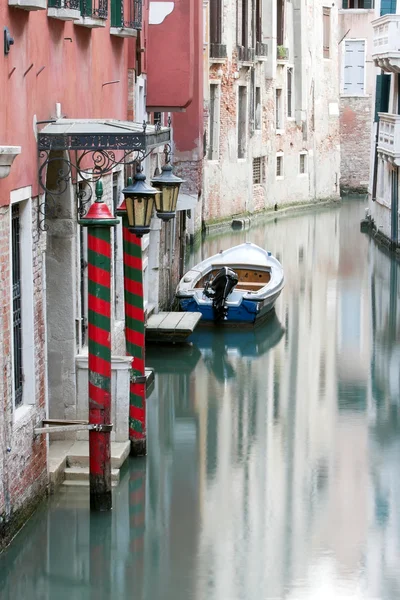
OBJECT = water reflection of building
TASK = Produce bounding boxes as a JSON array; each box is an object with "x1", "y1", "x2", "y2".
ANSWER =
[{"x1": 366, "y1": 238, "x2": 400, "y2": 599}]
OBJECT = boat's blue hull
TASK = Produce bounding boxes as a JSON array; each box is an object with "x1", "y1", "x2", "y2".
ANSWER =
[{"x1": 179, "y1": 297, "x2": 261, "y2": 324}]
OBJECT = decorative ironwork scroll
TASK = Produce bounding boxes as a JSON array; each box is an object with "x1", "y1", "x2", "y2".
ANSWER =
[{"x1": 37, "y1": 120, "x2": 169, "y2": 233}]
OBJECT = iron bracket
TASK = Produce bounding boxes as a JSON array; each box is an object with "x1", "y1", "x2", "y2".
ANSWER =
[{"x1": 133, "y1": 375, "x2": 147, "y2": 384}]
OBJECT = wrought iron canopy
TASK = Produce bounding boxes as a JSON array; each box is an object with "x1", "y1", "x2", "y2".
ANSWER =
[
  {"x1": 37, "y1": 118, "x2": 171, "y2": 233},
  {"x1": 38, "y1": 118, "x2": 170, "y2": 151}
]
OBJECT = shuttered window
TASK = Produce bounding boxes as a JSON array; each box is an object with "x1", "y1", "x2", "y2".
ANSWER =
[
  {"x1": 343, "y1": 40, "x2": 365, "y2": 95},
  {"x1": 374, "y1": 74, "x2": 391, "y2": 122},
  {"x1": 323, "y1": 8, "x2": 330, "y2": 58},
  {"x1": 380, "y1": 0, "x2": 396, "y2": 15}
]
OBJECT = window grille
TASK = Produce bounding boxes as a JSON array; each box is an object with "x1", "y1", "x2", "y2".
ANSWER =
[
  {"x1": 253, "y1": 157, "x2": 263, "y2": 184},
  {"x1": 276, "y1": 155, "x2": 283, "y2": 177},
  {"x1": 287, "y1": 68, "x2": 293, "y2": 117},
  {"x1": 12, "y1": 204, "x2": 23, "y2": 407},
  {"x1": 323, "y1": 8, "x2": 331, "y2": 58},
  {"x1": 300, "y1": 154, "x2": 306, "y2": 174},
  {"x1": 276, "y1": 89, "x2": 282, "y2": 129}
]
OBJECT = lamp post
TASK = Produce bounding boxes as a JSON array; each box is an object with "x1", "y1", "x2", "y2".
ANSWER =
[
  {"x1": 118, "y1": 155, "x2": 183, "y2": 455},
  {"x1": 79, "y1": 180, "x2": 119, "y2": 511},
  {"x1": 151, "y1": 153, "x2": 184, "y2": 221},
  {"x1": 117, "y1": 173, "x2": 158, "y2": 455}
]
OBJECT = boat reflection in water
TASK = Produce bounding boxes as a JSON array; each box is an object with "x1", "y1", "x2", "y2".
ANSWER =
[{"x1": 188, "y1": 311, "x2": 285, "y2": 382}]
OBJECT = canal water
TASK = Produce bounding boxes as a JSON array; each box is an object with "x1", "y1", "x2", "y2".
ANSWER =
[{"x1": 1, "y1": 197, "x2": 400, "y2": 600}]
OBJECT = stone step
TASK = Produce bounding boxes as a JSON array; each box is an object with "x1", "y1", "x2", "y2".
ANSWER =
[
  {"x1": 66, "y1": 440, "x2": 130, "y2": 469},
  {"x1": 64, "y1": 466, "x2": 120, "y2": 483},
  {"x1": 62, "y1": 479, "x2": 119, "y2": 488}
]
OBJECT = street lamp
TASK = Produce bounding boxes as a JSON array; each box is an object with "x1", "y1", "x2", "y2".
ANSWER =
[
  {"x1": 120, "y1": 172, "x2": 159, "y2": 237},
  {"x1": 151, "y1": 148, "x2": 184, "y2": 221}
]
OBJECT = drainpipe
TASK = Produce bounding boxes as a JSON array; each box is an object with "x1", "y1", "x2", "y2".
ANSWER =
[
  {"x1": 371, "y1": 120, "x2": 379, "y2": 202},
  {"x1": 391, "y1": 166, "x2": 399, "y2": 246}
]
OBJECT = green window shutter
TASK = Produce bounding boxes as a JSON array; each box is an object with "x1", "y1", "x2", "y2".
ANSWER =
[
  {"x1": 80, "y1": 0, "x2": 92, "y2": 16},
  {"x1": 111, "y1": 0, "x2": 122, "y2": 27},
  {"x1": 380, "y1": 0, "x2": 396, "y2": 16},
  {"x1": 374, "y1": 74, "x2": 391, "y2": 121},
  {"x1": 342, "y1": 0, "x2": 348, "y2": 8}
]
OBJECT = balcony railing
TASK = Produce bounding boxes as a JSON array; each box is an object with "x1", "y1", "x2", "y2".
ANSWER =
[
  {"x1": 378, "y1": 113, "x2": 400, "y2": 162},
  {"x1": 210, "y1": 43, "x2": 227, "y2": 60},
  {"x1": 48, "y1": 0, "x2": 79, "y2": 9},
  {"x1": 111, "y1": 0, "x2": 142, "y2": 29},
  {"x1": 80, "y1": 0, "x2": 107, "y2": 18},
  {"x1": 237, "y1": 46, "x2": 255, "y2": 63},
  {"x1": 372, "y1": 14, "x2": 400, "y2": 72},
  {"x1": 255, "y1": 41, "x2": 268, "y2": 57}
]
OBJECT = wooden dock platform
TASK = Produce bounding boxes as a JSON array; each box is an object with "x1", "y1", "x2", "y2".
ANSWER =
[{"x1": 146, "y1": 311, "x2": 202, "y2": 343}]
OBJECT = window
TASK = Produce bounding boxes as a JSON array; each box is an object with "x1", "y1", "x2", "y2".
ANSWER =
[
  {"x1": 256, "y1": 0, "x2": 262, "y2": 44},
  {"x1": 277, "y1": 0, "x2": 284, "y2": 46},
  {"x1": 255, "y1": 87, "x2": 262, "y2": 130},
  {"x1": 238, "y1": 86, "x2": 247, "y2": 159},
  {"x1": 208, "y1": 83, "x2": 220, "y2": 160},
  {"x1": 10, "y1": 190, "x2": 35, "y2": 409},
  {"x1": 380, "y1": 0, "x2": 396, "y2": 15},
  {"x1": 276, "y1": 155, "x2": 283, "y2": 178},
  {"x1": 111, "y1": 0, "x2": 142, "y2": 29},
  {"x1": 374, "y1": 74, "x2": 391, "y2": 122},
  {"x1": 343, "y1": 40, "x2": 365, "y2": 95},
  {"x1": 299, "y1": 153, "x2": 307, "y2": 174},
  {"x1": 12, "y1": 204, "x2": 23, "y2": 408},
  {"x1": 152, "y1": 112, "x2": 162, "y2": 126},
  {"x1": 77, "y1": 182, "x2": 89, "y2": 351},
  {"x1": 253, "y1": 157, "x2": 265, "y2": 184},
  {"x1": 342, "y1": 0, "x2": 372, "y2": 7},
  {"x1": 237, "y1": 0, "x2": 249, "y2": 48},
  {"x1": 323, "y1": 8, "x2": 331, "y2": 58},
  {"x1": 276, "y1": 88, "x2": 283, "y2": 129},
  {"x1": 287, "y1": 68, "x2": 293, "y2": 117},
  {"x1": 210, "y1": 0, "x2": 222, "y2": 44}
]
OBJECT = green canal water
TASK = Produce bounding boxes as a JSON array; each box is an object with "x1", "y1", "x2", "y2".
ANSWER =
[{"x1": 1, "y1": 197, "x2": 400, "y2": 599}]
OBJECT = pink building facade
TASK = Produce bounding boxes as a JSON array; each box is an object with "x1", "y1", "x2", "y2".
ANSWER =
[{"x1": 0, "y1": 0, "x2": 165, "y2": 548}]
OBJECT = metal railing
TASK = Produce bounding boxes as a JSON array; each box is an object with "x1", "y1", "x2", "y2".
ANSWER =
[
  {"x1": 111, "y1": 0, "x2": 142, "y2": 29},
  {"x1": 237, "y1": 46, "x2": 255, "y2": 62},
  {"x1": 256, "y1": 41, "x2": 268, "y2": 57},
  {"x1": 277, "y1": 45, "x2": 289, "y2": 60},
  {"x1": 48, "y1": 0, "x2": 79, "y2": 9},
  {"x1": 80, "y1": 0, "x2": 107, "y2": 18},
  {"x1": 210, "y1": 43, "x2": 227, "y2": 59}
]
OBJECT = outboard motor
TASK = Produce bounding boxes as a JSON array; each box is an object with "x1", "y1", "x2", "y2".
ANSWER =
[{"x1": 204, "y1": 267, "x2": 239, "y2": 321}]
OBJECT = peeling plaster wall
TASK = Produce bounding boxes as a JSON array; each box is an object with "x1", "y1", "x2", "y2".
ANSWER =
[
  {"x1": 338, "y1": 8, "x2": 376, "y2": 192},
  {"x1": 203, "y1": 0, "x2": 341, "y2": 224}
]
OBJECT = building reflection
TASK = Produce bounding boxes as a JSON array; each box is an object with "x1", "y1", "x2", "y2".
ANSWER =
[{"x1": 2, "y1": 200, "x2": 400, "y2": 599}]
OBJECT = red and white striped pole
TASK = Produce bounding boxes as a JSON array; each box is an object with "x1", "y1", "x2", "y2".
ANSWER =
[{"x1": 79, "y1": 180, "x2": 119, "y2": 511}]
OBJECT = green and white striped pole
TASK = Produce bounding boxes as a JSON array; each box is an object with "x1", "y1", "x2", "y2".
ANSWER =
[{"x1": 79, "y1": 180, "x2": 119, "y2": 511}]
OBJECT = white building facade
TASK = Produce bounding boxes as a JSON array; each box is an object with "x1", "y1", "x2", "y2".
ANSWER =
[{"x1": 368, "y1": 0, "x2": 400, "y2": 245}]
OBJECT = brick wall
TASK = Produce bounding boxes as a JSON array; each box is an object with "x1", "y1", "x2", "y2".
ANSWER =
[
  {"x1": 340, "y1": 96, "x2": 372, "y2": 192},
  {"x1": 0, "y1": 201, "x2": 47, "y2": 551}
]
